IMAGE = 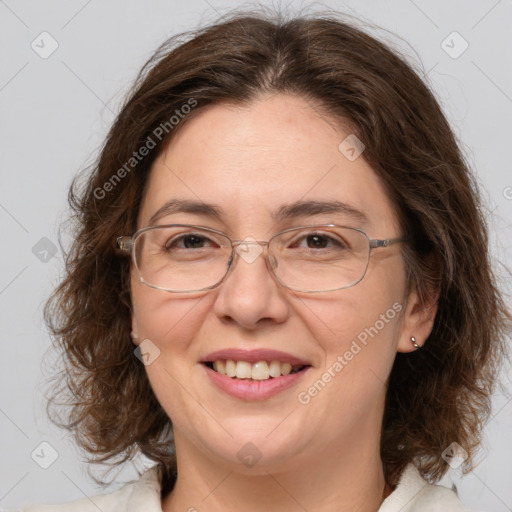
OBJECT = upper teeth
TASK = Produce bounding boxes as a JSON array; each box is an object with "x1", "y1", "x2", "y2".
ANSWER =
[{"x1": 212, "y1": 360, "x2": 302, "y2": 380}]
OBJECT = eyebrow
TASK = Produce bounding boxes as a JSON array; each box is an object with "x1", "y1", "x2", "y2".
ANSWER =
[{"x1": 148, "y1": 198, "x2": 369, "y2": 226}]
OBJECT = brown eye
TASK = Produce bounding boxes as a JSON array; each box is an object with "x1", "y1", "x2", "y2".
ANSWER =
[
  {"x1": 166, "y1": 234, "x2": 214, "y2": 250},
  {"x1": 289, "y1": 232, "x2": 347, "y2": 250}
]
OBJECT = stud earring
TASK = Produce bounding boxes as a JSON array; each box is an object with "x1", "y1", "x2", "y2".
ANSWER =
[{"x1": 411, "y1": 336, "x2": 422, "y2": 349}]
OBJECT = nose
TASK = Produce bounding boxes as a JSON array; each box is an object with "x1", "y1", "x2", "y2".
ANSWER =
[{"x1": 212, "y1": 240, "x2": 289, "y2": 330}]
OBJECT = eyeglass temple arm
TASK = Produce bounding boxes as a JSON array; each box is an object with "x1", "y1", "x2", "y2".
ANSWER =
[{"x1": 369, "y1": 237, "x2": 410, "y2": 249}]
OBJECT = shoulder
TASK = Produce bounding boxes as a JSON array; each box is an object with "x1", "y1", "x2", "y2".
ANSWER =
[
  {"x1": 379, "y1": 463, "x2": 469, "y2": 512},
  {"x1": 12, "y1": 466, "x2": 162, "y2": 512}
]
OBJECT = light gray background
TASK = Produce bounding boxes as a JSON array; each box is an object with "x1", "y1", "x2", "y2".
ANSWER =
[{"x1": 1, "y1": 1, "x2": 511, "y2": 510}]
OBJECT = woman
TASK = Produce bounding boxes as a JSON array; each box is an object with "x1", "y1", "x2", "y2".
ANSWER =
[{"x1": 17, "y1": 8, "x2": 510, "y2": 512}]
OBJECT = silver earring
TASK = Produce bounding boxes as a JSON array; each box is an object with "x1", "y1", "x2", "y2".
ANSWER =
[{"x1": 411, "y1": 336, "x2": 421, "y2": 349}]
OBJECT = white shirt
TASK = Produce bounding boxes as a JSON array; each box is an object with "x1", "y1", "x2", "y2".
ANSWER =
[{"x1": 14, "y1": 463, "x2": 468, "y2": 511}]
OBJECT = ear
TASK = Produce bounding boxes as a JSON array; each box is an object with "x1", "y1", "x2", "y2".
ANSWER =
[
  {"x1": 397, "y1": 286, "x2": 439, "y2": 353},
  {"x1": 130, "y1": 314, "x2": 140, "y2": 346}
]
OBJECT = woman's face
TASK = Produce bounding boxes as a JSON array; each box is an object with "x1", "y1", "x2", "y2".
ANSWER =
[{"x1": 131, "y1": 93, "x2": 429, "y2": 473}]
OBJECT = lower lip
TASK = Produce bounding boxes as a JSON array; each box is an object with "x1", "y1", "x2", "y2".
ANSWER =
[{"x1": 202, "y1": 364, "x2": 310, "y2": 401}]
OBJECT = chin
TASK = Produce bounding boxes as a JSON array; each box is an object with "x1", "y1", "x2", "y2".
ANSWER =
[{"x1": 193, "y1": 418, "x2": 310, "y2": 472}]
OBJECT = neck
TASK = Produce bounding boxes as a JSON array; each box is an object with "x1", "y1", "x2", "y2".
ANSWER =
[{"x1": 162, "y1": 410, "x2": 390, "y2": 512}]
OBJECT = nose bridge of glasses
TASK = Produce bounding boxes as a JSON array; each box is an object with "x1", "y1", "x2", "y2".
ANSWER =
[
  {"x1": 227, "y1": 238, "x2": 279, "y2": 271},
  {"x1": 231, "y1": 239, "x2": 270, "y2": 247}
]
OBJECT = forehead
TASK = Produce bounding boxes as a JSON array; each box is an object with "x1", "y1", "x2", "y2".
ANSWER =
[{"x1": 139, "y1": 94, "x2": 399, "y2": 235}]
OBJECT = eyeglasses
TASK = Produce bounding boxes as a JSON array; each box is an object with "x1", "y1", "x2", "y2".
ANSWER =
[{"x1": 117, "y1": 224, "x2": 408, "y2": 293}]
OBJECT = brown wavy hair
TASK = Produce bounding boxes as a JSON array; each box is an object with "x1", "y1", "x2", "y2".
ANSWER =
[{"x1": 44, "y1": 6, "x2": 511, "y2": 494}]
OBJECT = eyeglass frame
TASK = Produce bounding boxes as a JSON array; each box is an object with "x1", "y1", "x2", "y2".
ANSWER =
[{"x1": 117, "y1": 223, "x2": 409, "y2": 293}]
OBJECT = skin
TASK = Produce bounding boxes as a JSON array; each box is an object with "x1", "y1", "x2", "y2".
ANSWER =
[{"x1": 130, "y1": 93, "x2": 437, "y2": 512}]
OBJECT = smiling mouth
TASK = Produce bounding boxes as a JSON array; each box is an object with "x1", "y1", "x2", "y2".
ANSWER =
[{"x1": 204, "y1": 360, "x2": 310, "y2": 381}]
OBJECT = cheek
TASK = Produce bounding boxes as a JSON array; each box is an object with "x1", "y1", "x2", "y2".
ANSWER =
[
  {"x1": 130, "y1": 271, "x2": 208, "y2": 342},
  {"x1": 294, "y1": 273, "x2": 406, "y2": 382},
  {"x1": 293, "y1": 297, "x2": 403, "y2": 444},
  {"x1": 130, "y1": 282, "x2": 214, "y2": 421},
  {"x1": 299, "y1": 288, "x2": 402, "y2": 346}
]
